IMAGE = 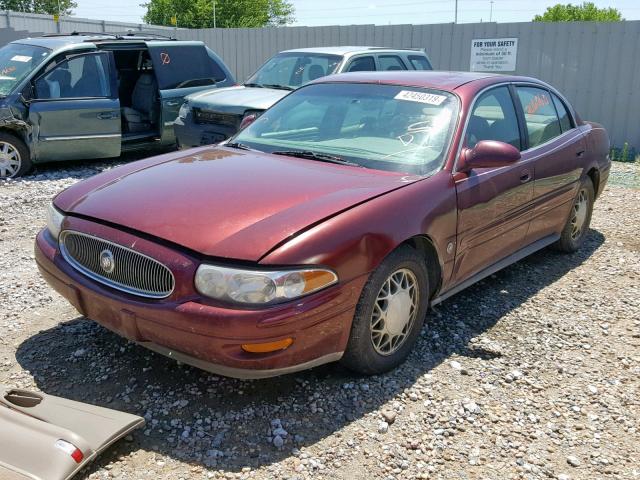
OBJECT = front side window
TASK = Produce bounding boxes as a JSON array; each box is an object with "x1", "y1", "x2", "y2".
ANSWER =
[
  {"x1": 246, "y1": 53, "x2": 341, "y2": 90},
  {"x1": 234, "y1": 83, "x2": 459, "y2": 176},
  {"x1": 0, "y1": 42, "x2": 50, "y2": 96},
  {"x1": 346, "y1": 56, "x2": 375, "y2": 72},
  {"x1": 35, "y1": 53, "x2": 110, "y2": 99},
  {"x1": 466, "y1": 86, "x2": 521, "y2": 150},
  {"x1": 378, "y1": 55, "x2": 406, "y2": 71},
  {"x1": 516, "y1": 86, "x2": 562, "y2": 148}
]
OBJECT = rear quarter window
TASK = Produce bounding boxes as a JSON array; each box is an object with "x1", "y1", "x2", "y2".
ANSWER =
[
  {"x1": 149, "y1": 45, "x2": 225, "y2": 89},
  {"x1": 408, "y1": 55, "x2": 432, "y2": 70}
]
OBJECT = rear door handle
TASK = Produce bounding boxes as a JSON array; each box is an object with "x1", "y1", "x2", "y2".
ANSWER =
[
  {"x1": 576, "y1": 150, "x2": 586, "y2": 157},
  {"x1": 520, "y1": 170, "x2": 531, "y2": 183},
  {"x1": 97, "y1": 112, "x2": 116, "y2": 120}
]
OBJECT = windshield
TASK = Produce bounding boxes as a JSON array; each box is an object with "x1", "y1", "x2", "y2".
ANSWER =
[
  {"x1": 233, "y1": 82, "x2": 459, "y2": 175},
  {"x1": 245, "y1": 52, "x2": 342, "y2": 90},
  {"x1": 0, "y1": 43, "x2": 51, "y2": 96}
]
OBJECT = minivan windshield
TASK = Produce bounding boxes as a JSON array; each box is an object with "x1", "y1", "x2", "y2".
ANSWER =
[
  {"x1": 0, "y1": 43, "x2": 51, "y2": 96},
  {"x1": 233, "y1": 82, "x2": 459, "y2": 176},
  {"x1": 245, "y1": 52, "x2": 341, "y2": 90}
]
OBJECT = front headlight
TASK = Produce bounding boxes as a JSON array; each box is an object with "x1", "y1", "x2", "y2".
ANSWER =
[
  {"x1": 178, "y1": 101, "x2": 190, "y2": 120},
  {"x1": 46, "y1": 203, "x2": 65, "y2": 240},
  {"x1": 195, "y1": 265, "x2": 338, "y2": 305}
]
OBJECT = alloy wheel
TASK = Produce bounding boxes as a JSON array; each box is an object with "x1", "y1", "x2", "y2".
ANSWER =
[
  {"x1": 0, "y1": 141, "x2": 22, "y2": 179},
  {"x1": 370, "y1": 268, "x2": 419, "y2": 356},
  {"x1": 570, "y1": 188, "x2": 588, "y2": 240}
]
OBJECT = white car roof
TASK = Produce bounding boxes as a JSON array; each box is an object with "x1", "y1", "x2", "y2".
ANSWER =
[{"x1": 280, "y1": 46, "x2": 424, "y2": 56}]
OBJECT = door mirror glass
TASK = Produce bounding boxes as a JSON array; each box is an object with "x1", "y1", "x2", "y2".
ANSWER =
[{"x1": 459, "y1": 140, "x2": 521, "y2": 172}]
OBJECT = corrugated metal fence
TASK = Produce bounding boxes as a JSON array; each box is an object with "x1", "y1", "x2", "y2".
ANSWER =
[{"x1": 0, "y1": 12, "x2": 638, "y2": 149}]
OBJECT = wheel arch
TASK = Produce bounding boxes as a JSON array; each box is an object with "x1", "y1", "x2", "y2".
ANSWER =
[{"x1": 399, "y1": 234, "x2": 443, "y2": 300}]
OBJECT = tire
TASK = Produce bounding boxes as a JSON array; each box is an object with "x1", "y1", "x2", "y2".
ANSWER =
[
  {"x1": 553, "y1": 177, "x2": 595, "y2": 253},
  {"x1": 341, "y1": 245, "x2": 430, "y2": 375},
  {"x1": 0, "y1": 132, "x2": 31, "y2": 179}
]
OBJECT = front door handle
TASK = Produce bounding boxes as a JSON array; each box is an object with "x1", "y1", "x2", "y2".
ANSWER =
[
  {"x1": 97, "y1": 112, "x2": 116, "y2": 120},
  {"x1": 165, "y1": 100, "x2": 181, "y2": 106},
  {"x1": 520, "y1": 170, "x2": 531, "y2": 183}
]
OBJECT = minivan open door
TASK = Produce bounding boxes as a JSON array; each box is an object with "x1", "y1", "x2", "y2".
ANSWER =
[
  {"x1": 27, "y1": 51, "x2": 121, "y2": 162},
  {"x1": 0, "y1": 387, "x2": 144, "y2": 480},
  {"x1": 147, "y1": 42, "x2": 220, "y2": 145}
]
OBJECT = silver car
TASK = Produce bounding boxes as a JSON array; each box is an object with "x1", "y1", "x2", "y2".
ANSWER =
[{"x1": 174, "y1": 46, "x2": 432, "y2": 147}]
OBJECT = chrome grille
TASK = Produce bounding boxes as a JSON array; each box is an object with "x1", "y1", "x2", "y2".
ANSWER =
[
  {"x1": 60, "y1": 231, "x2": 175, "y2": 299},
  {"x1": 193, "y1": 108, "x2": 239, "y2": 127}
]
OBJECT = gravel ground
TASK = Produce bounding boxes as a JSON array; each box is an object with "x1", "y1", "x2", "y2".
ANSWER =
[{"x1": 0, "y1": 159, "x2": 638, "y2": 480}]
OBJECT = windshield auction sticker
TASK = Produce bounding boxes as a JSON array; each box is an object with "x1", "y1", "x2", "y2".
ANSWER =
[
  {"x1": 470, "y1": 38, "x2": 518, "y2": 72},
  {"x1": 395, "y1": 90, "x2": 447, "y2": 105},
  {"x1": 10, "y1": 55, "x2": 32, "y2": 62}
]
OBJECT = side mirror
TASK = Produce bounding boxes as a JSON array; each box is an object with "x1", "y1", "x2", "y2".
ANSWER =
[{"x1": 458, "y1": 140, "x2": 521, "y2": 172}]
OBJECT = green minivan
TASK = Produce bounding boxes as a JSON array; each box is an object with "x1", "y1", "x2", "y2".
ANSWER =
[{"x1": 0, "y1": 32, "x2": 235, "y2": 179}]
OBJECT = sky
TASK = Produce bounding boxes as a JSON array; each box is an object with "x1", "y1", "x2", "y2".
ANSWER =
[{"x1": 73, "y1": 0, "x2": 639, "y2": 26}]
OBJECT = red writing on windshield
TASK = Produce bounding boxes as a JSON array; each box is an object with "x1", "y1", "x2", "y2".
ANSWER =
[{"x1": 525, "y1": 94, "x2": 550, "y2": 115}]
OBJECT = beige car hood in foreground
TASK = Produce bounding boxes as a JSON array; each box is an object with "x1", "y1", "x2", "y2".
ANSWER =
[{"x1": 0, "y1": 387, "x2": 144, "y2": 480}]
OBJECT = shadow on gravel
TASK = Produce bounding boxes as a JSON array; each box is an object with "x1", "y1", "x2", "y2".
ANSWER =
[{"x1": 16, "y1": 230, "x2": 605, "y2": 475}]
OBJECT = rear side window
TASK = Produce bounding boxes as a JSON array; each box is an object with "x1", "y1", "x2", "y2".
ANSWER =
[
  {"x1": 467, "y1": 86, "x2": 521, "y2": 150},
  {"x1": 408, "y1": 55, "x2": 432, "y2": 70},
  {"x1": 346, "y1": 56, "x2": 375, "y2": 72},
  {"x1": 551, "y1": 93, "x2": 573, "y2": 133},
  {"x1": 516, "y1": 86, "x2": 562, "y2": 148},
  {"x1": 378, "y1": 55, "x2": 406, "y2": 71},
  {"x1": 148, "y1": 45, "x2": 223, "y2": 89}
]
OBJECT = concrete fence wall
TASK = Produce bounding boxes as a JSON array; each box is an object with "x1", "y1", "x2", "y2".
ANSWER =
[{"x1": 0, "y1": 12, "x2": 638, "y2": 149}]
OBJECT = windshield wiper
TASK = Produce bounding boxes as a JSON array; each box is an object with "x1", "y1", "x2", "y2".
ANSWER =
[
  {"x1": 262, "y1": 84, "x2": 294, "y2": 91},
  {"x1": 225, "y1": 142, "x2": 253, "y2": 151},
  {"x1": 243, "y1": 83, "x2": 264, "y2": 88},
  {"x1": 272, "y1": 150, "x2": 361, "y2": 167}
]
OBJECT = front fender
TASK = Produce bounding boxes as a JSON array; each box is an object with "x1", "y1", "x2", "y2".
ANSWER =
[{"x1": 260, "y1": 170, "x2": 458, "y2": 290}]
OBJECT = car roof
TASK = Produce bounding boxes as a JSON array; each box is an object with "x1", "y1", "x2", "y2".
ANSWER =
[
  {"x1": 280, "y1": 46, "x2": 425, "y2": 56},
  {"x1": 11, "y1": 33, "x2": 190, "y2": 50},
  {"x1": 311, "y1": 70, "x2": 541, "y2": 91}
]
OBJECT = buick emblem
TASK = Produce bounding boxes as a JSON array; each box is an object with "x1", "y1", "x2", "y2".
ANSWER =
[{"x1": 99, "y1": 249, "x2": 115, "y2": 274}]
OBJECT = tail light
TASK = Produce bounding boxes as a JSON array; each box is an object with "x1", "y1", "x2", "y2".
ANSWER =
[{"x1": 55, "y1": 439, "x2": 84, "y2": 463}]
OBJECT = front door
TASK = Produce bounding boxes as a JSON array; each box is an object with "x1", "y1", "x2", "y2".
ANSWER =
[
  {"x1": 28, "y1": 51, "x2": 121, "y2": 162},
  {"x1": 453, "y1": 85, "x2": 533, "y2": 283},
  {"x1": 147, "y1": 43, "x2": 223, "y2": 145}
]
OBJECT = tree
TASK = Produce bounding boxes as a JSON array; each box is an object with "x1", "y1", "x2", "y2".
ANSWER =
[
  {"x1": 533, "y1": 2, "x2": 623, "y2": 22},
  {"x1": 0, "y1": 0, "x2": 77, "y2": 15},
  {"x1": 142, "y1": 0, "x2": 295, "y2": 28}
]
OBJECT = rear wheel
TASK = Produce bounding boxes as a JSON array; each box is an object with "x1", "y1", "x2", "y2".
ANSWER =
[
  {"x1": 0, "y1": 132, "x2": 31, "y2": 179},
  {"x1": 554, "y1": 177, "x2": 595, "y2": 252},
  {"x1": 341, "y1": 245, "x2": 430, "y2": 375}
]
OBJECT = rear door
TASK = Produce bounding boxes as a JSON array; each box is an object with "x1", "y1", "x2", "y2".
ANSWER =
[
  {"x1": 28, "y1": 51, "x2": 121, "y2": 162},
  {"x1": 514, "y1": 85, "x2": 588, "y2": 242},
  {"x1": 147, "y1": 42, "x2": 227, "y2": 144}
]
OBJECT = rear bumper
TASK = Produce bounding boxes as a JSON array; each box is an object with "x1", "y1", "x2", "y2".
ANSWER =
[
  {"x1": 174, "y1": 115, "x2": 237, "y2": 148},
  {"x1": 35, "y1": 226, "x2": 366, "y2": 379}
]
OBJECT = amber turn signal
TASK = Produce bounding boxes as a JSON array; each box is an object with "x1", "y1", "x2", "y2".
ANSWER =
[{"x1": 242, "y1": 338, "x2": 294, "y2": 353}]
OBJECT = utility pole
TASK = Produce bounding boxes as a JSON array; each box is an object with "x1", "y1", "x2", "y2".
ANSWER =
[
  {"x1": 454, "y1": 0, "x2": 458, "y2": 23},
  {"x1": 489, "y1": 0, "x2": 494, "y2": 22},
  {"x1": 213, "y1": 0, "x2": 216, "y2": 28}
]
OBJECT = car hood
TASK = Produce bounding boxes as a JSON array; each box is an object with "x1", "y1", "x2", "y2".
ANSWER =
[
  {"x1": 55, "y1": 147, "x2": 413, "y2": 261},
  {"x1": 186, "y1": 85, "x2": 290, "y2": 113}
]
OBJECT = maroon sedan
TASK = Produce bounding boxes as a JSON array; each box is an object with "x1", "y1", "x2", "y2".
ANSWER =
[{"x1": 36, "y1": 72, "x2": 610, "y2": 378}]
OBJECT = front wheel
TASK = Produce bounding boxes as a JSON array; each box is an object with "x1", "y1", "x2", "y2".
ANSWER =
[
  {"x1": 554, "y1": 177, "x2": 595, "y2": 253},
  {"x1": 0, "y1": 132, "x2": 31, "y2": 179},
  {"x1": 341, "y1": 245, "x2": 430, "y2": 375}
]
